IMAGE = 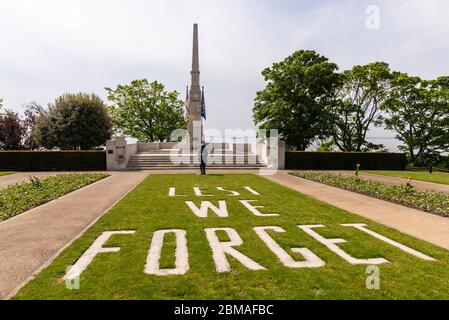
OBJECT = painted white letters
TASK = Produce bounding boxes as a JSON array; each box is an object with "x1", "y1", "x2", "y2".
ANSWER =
[
  {"x1": 244, "y1": 186, "x2": 260, "y2": 195},
  {"x1": 145, "y1": 229, "x2": 189, "y2": 276},
  {"x1": 254, "y1": 226, "x2": 325, "y2": 268},
  {"x1": 194, "y1": 187, "x2": 213, "y2": 197},
  {"x1": 298, "y1": 225, "x2": 389, "y2": 265},
  {"x1": 63, "y1": 230, "x2": 135, "y2": 281},
  {"x1": 341, "y1": 224, "x2": 435, "y2": 261},
  {"x1": 205, "y1": 227, "x2": 266, "y2": 272},
  {"x1": 216, "y1": 187, "x2": 240, "y2": 196},
  {"x1": 240, "y1": 200, "x2": 279, "y2": 217},
  {"x1": 169, "y1": 187, "x2": 186, "y2": 197},
  {"x1": 186, "y1": 201, "x2": 229, "y2": 218}
]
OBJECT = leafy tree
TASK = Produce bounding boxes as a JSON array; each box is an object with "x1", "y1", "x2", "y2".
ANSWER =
[
  {"x1": 23, "y1": 102, "x2": 44, "y2": 150},
  {"x1": 34, "y1": 93, "x2": 112, "y2": 150},
  {"x1": 381, "y1": 74, "x2": 449, "y2": 166},
  {"x1": 106, "y1": 79, "x2": 187, "y2": 142},
  {"x1": 0, "y1": 109, "x2": 25, "y2": 150},
  {"x1": 253, "y1": 50, "x2": 341, "y2": 151},
  {"x1": 331, "y1": 62, "x2": 392, "y2": 151},
  {"x1": 315, "y1": 139, "x2": 336, "y2": 152}
]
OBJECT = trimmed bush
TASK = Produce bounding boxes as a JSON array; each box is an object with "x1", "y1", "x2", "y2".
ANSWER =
[
  {"x1": 292, "y1": 171, "x2": 449, "y2": 217},
  {"x1": 0, "y1": 173, "x2": 109, "y2": 222},
  {"x1": 34, "y1": 93, "x2": 112, "y2": 150},
  {"x1": 286, "y1": 152, "x2": 406, "y2": 170},
  {"x1": 0, "y1": 151, "x2": 106, "y2": 171}
]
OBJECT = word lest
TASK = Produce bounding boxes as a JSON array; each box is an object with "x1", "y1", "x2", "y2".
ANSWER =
[
  {"x1": 64, "y1": 223, "x2": 435, "y2": 280},
  {"x1": 169, "y1": 186, "x2": 260, "y2": 197}
]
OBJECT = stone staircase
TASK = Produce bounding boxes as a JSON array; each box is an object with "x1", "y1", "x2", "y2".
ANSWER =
[{"x1": 126, "y1": 149, "x2": 266, "y2": 170}]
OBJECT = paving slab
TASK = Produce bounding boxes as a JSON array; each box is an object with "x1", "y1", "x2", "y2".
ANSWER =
[
  {"x1": 265, "y1": 171, "x2": 449, "y2": 251},
  {"x1": 0, "y1": 171, "x2": 147, "y2": 299}
]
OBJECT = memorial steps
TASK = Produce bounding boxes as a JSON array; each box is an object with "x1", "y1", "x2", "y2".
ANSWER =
[{"x1": 126, "y1": 149, "x2": 267, "y2": 170}]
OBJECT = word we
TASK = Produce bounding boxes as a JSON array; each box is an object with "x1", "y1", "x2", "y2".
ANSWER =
[{"x1": 64, "y1": 224, "x2": 435, "y2": 280}]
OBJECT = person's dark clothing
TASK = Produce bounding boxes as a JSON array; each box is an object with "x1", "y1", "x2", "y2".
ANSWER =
[{"x1": 198, "y1": 144, "x2": 208, "y2": 175}]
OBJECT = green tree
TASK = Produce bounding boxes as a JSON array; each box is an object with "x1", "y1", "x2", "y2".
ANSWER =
[
  {"x1": 381, "y1": 74, "x2": 449, "y2": 166},
  {"x1": 0, "y1": 109, "x2": 25, "y2": 150},
  {"x1": 331, "y1": 62, "x2": 392, "y2": 151},
  {"x1": 253, "y1": 50, "x2": 341, "y2": 151},
  {"x1": 106, "y1": 79, "x2": 187, "y2": 142},
  {"x1": 315, "y1": 139, "x2": 336, "y2": 152},
  {"x1": 23, "y1": 102, "x2": 44, "y2": 150},
  {"x1": 34, "y1": 93, "x2": 112, "y2": 150}
]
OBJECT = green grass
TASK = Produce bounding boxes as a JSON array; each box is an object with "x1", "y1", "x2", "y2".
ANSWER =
[
  {"x1": 14, "y1": 174, "x2": 449, "y2": 300},
  {"x1": 364, "y1": 170, "x2": 449, "y2": 186},
  {"x1": 0, "y1": 172, "x2": 15, "y2": 177},
  {"x1": 0, "y1": 173, "x2": 109, "y2": 222}
]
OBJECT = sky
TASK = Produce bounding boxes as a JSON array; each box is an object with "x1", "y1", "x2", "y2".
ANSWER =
[{"x1": 0, "y1": 0, "x2": 448, "y2": 150}]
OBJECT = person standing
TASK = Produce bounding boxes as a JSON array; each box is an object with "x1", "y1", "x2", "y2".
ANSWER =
[{"x1": 199, "y1": 143, "x2": 208, "y2": 175}]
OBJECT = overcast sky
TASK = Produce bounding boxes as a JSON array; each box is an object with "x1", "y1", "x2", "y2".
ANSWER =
[{"x1": 1, "y1": 0, "x2": 448, "y2": 150}]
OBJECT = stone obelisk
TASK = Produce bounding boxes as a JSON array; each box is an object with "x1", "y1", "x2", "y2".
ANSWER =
[{"x1": 188, "y1": 23, "x2": 203, "y2": 148}]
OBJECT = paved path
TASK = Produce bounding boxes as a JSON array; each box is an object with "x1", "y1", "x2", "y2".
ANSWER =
[
  {"x1": 0, "y1": 171, "x2": 147, "y2": 299},
  {"x1": 265, "y1": 171, "x2": 449, "y2": 251},
  {"x1": 339, "y1": 171, "x2": 449, "y2": 194},
  {"x1": 0, "y1": 172, "x2": 60, "y2": 188}
]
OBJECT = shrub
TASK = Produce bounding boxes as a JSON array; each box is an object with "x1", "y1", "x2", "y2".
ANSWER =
[
  {"x1": 292, "y1": 171, "x2": 449, "y2": 217},
  {"x1": 34, "y1": 93, "x2": 112, "y2": 150},
  {"x1": 0, "y1": 173, "x2": 108, "y2": 222}
]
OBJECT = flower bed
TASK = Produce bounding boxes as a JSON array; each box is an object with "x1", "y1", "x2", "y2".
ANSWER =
[
  {"x1": 0, "y1": 173, "x2": 109, "y2": 222},
  {"x1": 292, "y1": 171, "x2": 449, "y2": 217}
]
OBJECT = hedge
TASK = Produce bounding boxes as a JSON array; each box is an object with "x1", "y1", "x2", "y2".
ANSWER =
[
  {"x1": 0, "y1": 151, "x2": 106, "y2": 171},
  {"x1": 286, "y1": 152, "x2": 406, "y2": 170}
]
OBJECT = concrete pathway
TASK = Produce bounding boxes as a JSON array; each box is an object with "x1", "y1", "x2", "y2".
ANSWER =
[
  {"x1": 265, "y1": 171, "x2": 449, "y2": 251},
  {"x1": 0, "y1": 171, "x2": 147, "y2": 299},
  {"x1": 0, "y1": 172, "x2": 61, "y2": 188},
  {"x1": 338, "y1": 171, "x2": 449, "y2": 194}
]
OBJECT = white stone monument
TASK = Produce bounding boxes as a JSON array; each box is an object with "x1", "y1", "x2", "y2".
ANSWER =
[
  {"x1": 187, "y1": 23, "x2": 203, "y2": 149},
  {"x1": 105, "y1": 24, "x2": 285, "y2": 171}
]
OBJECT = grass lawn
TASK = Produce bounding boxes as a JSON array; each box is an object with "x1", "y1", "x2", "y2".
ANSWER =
[
  {"x1": 0, "y1": 172, "x2": 15, "y2": 177},
  {"x1": 364, "y1": 170, "x2": 449, "y2": 186},
  {"x1": 14, "y1": 174, "x2": 449, "y2": 300}
]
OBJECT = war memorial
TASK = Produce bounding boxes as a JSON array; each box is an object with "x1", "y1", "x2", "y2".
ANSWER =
[
  {"x1": 106, "y1": 24, "x2": 285, "y2": 172},
  {"x1": 1, "y1": 4, "x2": 449, "y2": 313}
]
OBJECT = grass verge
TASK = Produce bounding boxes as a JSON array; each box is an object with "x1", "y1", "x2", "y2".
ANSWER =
[
  {"x1": 13, "y1": 174, "x2": 449, "y2": 299},
  {"x1": 364, "y1": 170, "x2": 449, "y2": 186},
  {"x1": 0, "y1": 172, "x2": 15, "y2": 177},
  {"x1": 293, "y1": 172, "x2": 449, "y2": 217},
  {"x1": 0, "y1": 173, "x2": 109, "y2": 222}
]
